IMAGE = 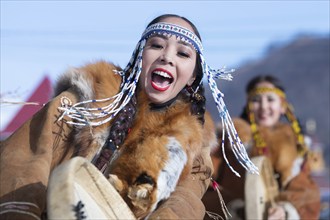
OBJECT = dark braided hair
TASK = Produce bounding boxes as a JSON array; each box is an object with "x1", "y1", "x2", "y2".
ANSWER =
[
  {"x1": 106, "y1": 95, "x2": 137, "y2": 149},
  {"x1": 94, "y1": 94, "x2": 137, "y2": 171}
]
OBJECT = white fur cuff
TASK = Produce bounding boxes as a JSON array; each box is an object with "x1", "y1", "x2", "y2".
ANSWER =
[{"x1": 279, "y1": 201, "x2": 300, "y2": 220}]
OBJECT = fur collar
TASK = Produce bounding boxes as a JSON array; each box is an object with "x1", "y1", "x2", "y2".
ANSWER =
[{"x1": 54, "y1": 60, "x2": 217, "y2": 162}]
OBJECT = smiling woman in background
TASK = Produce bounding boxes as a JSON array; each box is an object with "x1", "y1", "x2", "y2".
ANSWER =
[{"x1": 203, "y1": 75, "x2": 321, "y2": 220}]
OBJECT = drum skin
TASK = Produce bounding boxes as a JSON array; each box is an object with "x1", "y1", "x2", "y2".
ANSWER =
[
  {"x1": 47, "y1": 157, "x2": 136, "y2": 220},
  {"x1": 245, "y1": 156, "x2": 278, "y2": 220}
]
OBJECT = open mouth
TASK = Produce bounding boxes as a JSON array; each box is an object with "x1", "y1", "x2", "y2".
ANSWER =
[{"x1": 151, "y1": 69, "x2": 174, "y2": 91}]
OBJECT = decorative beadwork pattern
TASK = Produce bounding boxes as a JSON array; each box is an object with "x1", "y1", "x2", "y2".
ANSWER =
[{"x1": 142, "y1": 22, "x2": 203, "y2": 53}]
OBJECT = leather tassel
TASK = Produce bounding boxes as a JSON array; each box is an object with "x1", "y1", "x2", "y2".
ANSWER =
[{"x1": 210, "y1": 178, "x2": 232, "y2": 220}]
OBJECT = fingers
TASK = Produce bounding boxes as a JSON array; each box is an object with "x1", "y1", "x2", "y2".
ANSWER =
[{"x1": 268, "y1": 205, "x2": 286, "y2": 220}]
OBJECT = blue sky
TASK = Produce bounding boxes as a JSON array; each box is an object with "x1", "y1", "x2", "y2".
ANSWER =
[{"x1": 1, "y1": 0, "x2": 329, "y2": 129}]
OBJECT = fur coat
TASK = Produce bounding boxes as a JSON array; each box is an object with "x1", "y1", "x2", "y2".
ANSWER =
[
  {"x1": 0, "y1": 61, "x2": 217, "y2": 219},
  {"x1": 202, "y1": 118, "x2": 321, "y2": 220}
]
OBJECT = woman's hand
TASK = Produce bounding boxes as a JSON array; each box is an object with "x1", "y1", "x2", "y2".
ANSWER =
[{"x1": 268, "y1": 205, "x2": 286, "y2": 220}]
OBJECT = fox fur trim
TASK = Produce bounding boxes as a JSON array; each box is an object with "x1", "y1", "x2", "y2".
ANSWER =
[
  {"x1": 54, "y1": 60, "x2": 217, "y2": 218},
  {"x1": 109, "y1": 91, "x2": 216, "y2": 218},
  {"x1": 231, "y1": 118, "x2": 301, "y2": 188},
  {"x1": 54, "y1": 61, "x2": 123, "y2": 160}
]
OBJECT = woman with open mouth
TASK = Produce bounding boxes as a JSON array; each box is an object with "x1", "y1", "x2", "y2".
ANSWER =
[{"x1": 0, "y1": 14, "x2": 256, "y2": 220}]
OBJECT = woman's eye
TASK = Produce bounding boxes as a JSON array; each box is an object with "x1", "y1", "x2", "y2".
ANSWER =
[
  {"x1": 267, "y1": 95, "x2": 276, "y2": 102},
  {"x1": 178, "y1": 51, "x2": 190, "y2": 58},
  {"x1": 151, "y1": 43, "x2": 163, "y2": 49},
  {"x1": 251, "y1": 96, "x2": 261, "y2": 103}
]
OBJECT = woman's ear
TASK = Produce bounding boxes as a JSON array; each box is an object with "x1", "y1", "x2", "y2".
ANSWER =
[{"x1": 187, "y1": 77, "x2": 196, "y2": 87}]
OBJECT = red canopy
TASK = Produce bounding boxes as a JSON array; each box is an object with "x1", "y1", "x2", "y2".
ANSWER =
[{"x1": 1, "y1": 76, "x2": 52, "y2": 138}]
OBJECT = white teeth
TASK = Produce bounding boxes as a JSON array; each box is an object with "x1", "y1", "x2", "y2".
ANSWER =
[{"x1": 153, "y1": 71, "x2": 172, "y2": 79}]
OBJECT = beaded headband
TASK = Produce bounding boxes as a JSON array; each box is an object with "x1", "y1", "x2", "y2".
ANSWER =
[
  {"x1": 58, "y1": 22, "x2": 258, "y2": 175},
  {"x1": 248, "y1": 87, "x2": 286, "y2": 99}
]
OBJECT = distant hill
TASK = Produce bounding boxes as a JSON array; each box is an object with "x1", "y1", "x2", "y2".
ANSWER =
[{"x1": 206, "y1": 34, "x2": 330, "y2": 164}]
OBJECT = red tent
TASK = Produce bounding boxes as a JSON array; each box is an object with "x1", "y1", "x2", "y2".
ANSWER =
[{"x1": 1, "y1": 76, "x2": 52, "y2": 138}]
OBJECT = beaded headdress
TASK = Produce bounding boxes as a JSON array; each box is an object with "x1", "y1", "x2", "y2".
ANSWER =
[{"x1": 58, "y1": 22, "x2": 258, "y2": 175}]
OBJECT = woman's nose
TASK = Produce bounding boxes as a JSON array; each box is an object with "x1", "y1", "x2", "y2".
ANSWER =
[
  {"x1": 260, "y1": 98, "x2": 268, "y2": 109},
  {"x1": 160, "y1": 50, "x2": 174, "y2": 66}
]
